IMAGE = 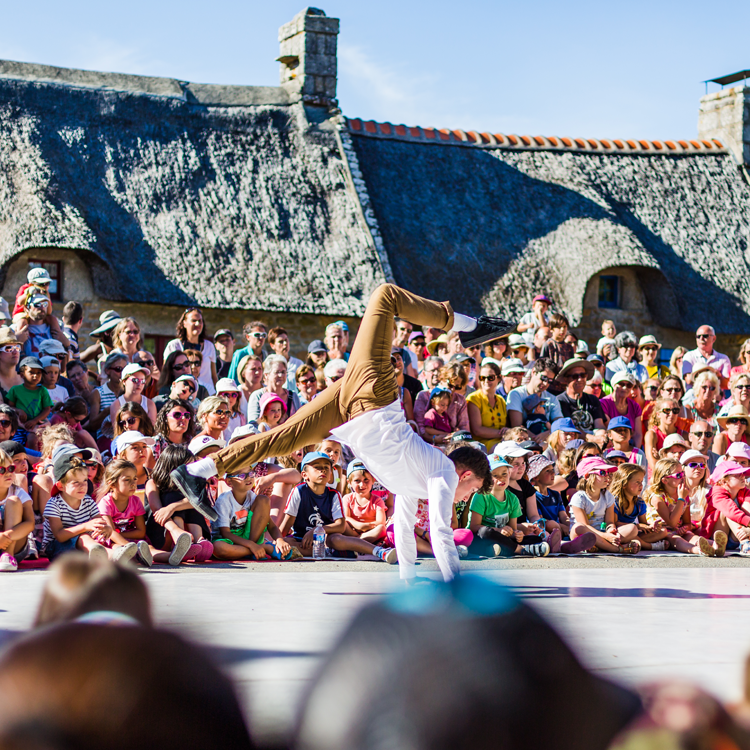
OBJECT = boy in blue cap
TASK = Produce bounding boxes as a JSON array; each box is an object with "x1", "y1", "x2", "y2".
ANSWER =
[{"x1": 607, "y1": 416, "x2": 647, "y2": 470}]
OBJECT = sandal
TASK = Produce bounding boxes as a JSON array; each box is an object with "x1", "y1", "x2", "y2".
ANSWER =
[{"x1": 618, "y1": 540, "x2": 641, "y2": 555}]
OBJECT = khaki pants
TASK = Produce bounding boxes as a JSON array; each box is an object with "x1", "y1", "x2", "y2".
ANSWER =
[{"x1": 213, "y1": 284, "x2": 454, "y2": 476}]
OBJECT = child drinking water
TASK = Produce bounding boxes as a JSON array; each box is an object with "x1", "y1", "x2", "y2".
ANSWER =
[
  {"x1": 342, "y1": 459, "x2": 388, "y2": 544},
  {"x1": 423, "y1": 387, "x2": 453, "y2": 444},
  {"x1": 97, "y1": 458, "x2": 152, "y2": 566},
  {"x1": 212, "y1": 469, "x2": 301, "y2": 561},
  {"x1": 0, "y1": 447, "x2": 35, "y2": 571},
  {"x1": 569, "y1": 456, "x2": 639, "y2": 553},
  {"x1": 643, "y1": 458, "x2": 722, "y2": 556},
  {"x1": 7, "y1": 356, "x2": 52, "y2": 432},
  {"x1": 609, "y1": 463, "x2": 670, "y2": 551},
  {"x1": 467, "y1": 455, "x2": 550, "y2": 557}
]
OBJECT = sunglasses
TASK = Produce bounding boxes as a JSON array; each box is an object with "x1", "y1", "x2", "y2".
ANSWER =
[
  {"x1": 250, "y1": 332, "x2": 267, "y2": 339},
  {"x1": 0, "y1": 345, "x2": 21, "y2": 354},
  {"x1": 137, "y1": 359, "x2": 155, "y2": 368},
  {"x1": 647, "y1": 385, "x2": 659, "y2": 392},
  {"x1": 737, "y1": 384, "x2": 750, "y2": 390},
  {"x1": 119, "y1": 416, "x2": 139, "y2": 427},
  {"x1": 642, "y1": 346, "x2": 658, "y2": 352},
  {"x1": 124, "y1": 329, "x2": 139, "y2": 335},
  {"x1": 187, "y1": 361, "x2": 201, "y2": 367},
  {"x1": 81, "y1": 461, "x2": 98, "y2": 469},
  {"x1": 128, "y1": 377, "x2": 145, "y2": 385},
  {"x1": 170, "y1": 411, "x2": 191, "y2": 420},
  {"x1": 0, "y1": 466, "x2": 13, "y2": 475},
  {"x1": 538, "y1": 374, "x2": 552, "y2": 384},
  {"x1": 109, "y1": 366, "x2": 124, "y2": 373},
  {"x1": 727, "y1": 418, "x2": 749, "y2": 426},
  {"x1": 590, "y1": 469, "x2": 611, "y2": 477},
  {"x1": 298, "y1": 377, "x2": 316, "y2": 385},
  {"x1": 568, "y1": 373, "x2": 588, "y2": 381},
  {"x1": 621, "y1": 344, "x2": 637, "y2": 350},
  {"x1": 448, "y1": 383, "x2": 460, "y2": 390},
  {"x1": 227, "y1": 472, "x2": 250, "y2": 480},
  {"x1": 329, "y1": 375, "x2": 343, "y2": 383},
  {"x1": 220, "y1": 392, "x2": 240, "y2": 398},
  {"x1": 661, "y1": 408, "x2": 680, "y2": 415},
  {"x1": 690, "y1": 430, "x2": 713, "y2": 438},
  {"x1": 172, "y1": 363, "x2": 188, "y2": 371},
  {"x1": 696, "y1": 334, "x2": 711, "y2": 340},
  {"x1": 479, "y1": 375, "x2": 497, "y2": 382},
  {"x1": 685, "y1": 461, "x2": 706, "y2": 469},
  {"x1": 30, "y1": 302, "x2": 47, "y2": 310},
  {"x1": 666, "y1": 471, "x2": 685, "y2": 480},
  {"x1": 212, "y1": 409, "x2": 232, "y2": 417},
  {"x1": 662, "y1": 387, "x2": 682, "y2": 394},
  {"x1": 0, "y1": 420, "x2": 11, "y2": 429}
]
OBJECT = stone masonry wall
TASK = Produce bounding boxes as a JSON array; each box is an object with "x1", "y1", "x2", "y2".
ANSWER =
[{"x1": 699, "y1": 86, "x2": 750, "y2": 167}]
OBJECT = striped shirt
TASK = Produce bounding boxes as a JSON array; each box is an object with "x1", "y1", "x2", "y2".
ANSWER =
[{"x1": 43, "y1": 493, "x2": 100, "y2": 547}]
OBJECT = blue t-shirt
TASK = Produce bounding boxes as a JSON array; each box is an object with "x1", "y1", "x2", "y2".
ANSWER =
[
  {"x1": 284, "y1": 483, "x2": 343, "y2": 538},
  {"x1": 614, "y1": 497, "x2": 647, "y2": 524},
  {"x1": 535, "y1": 490, "x2": 566, "y2": 522}
]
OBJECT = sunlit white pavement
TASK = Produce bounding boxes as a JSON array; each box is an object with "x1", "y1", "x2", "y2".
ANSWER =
[{"x1": 2, "y1": 566, "x2": 749, "y2": 744}]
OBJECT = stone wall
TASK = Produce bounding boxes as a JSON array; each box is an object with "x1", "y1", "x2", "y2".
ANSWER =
[
  {"x1": 699, "y1": 85, "x2": 750, "y2": 167},
  {"x1": 2, "y1": 248, "x2": 360, "y2": 362}
]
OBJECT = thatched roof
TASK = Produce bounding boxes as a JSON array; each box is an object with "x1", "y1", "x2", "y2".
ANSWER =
[
  {"x1": 347, "y1": 118, "x2": 750, "y2": 333},
  {"x1": 0, "y1": 60, "x2": 388, "y2": 316}
]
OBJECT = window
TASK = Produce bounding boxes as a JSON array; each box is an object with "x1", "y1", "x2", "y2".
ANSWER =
[
  {"x1": 598, "y1": 275, "x2": 620, "y2": 309},
  {"x1": 28, "y1": 260, "x2": 62, "y2": 301}
]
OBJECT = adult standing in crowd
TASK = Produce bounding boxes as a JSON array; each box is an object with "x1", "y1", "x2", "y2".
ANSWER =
[
  {"x1": 133, "y1": 350, "x2": 160, "y2": 400},
  {"x1": 213, "y1": 329, "x2": 234, "y2": 380},
  {"x1": 407, "y1": 330, "x2": 426, "y2": 371},
  {"x1": 600, "y1": 372, "x2": 643, "y2": 449},
  {"x1": 324, "y1": 321, "x2": 349, "y2": 362},
  {"x1": 236, "y1": 354, "x2": 263, "y2": 411},
  {"x1": 605, "y1": 332, "x2": 647, "y2": 383},
  {"x1": 556, "y1": 358, "x2": 604, "y2": 432},
  {"x1": 684, "y1": 369, "x2": 721, "y2": 430},
  {"x1": 80, "y1": 310, "x2": 119, "y2": 370},
  {"x1": 163, "y1": 307, "x2": 217, "y2": 395},
  {"x1": 730, "y1": 338, "x2": 750, "y2": 379},
  {"x1": 110, "y1": 317, "x2": 142, "y2": 363},
  {"x1": 420, "y1": 356, "x2": 444, "y2": 391},
  {"x1": 669, "y1": 346, "x2": 687, "y2": 379},
  {"x1": 638, "y1": 335, "x2": 669, "y2": 380},
  {"x1": 295, "y1": 365, "x2": 318, "y2": 405},
  {"x1": 227, "y1": 320, "x2": 268, "y2": 382},
  {"x1": 682, "y1": 325, "x2": 731, "y2": 388},
  {"x1": 246, "y1": 354, "x2": 300, "y2": 422},
  {"x1": 157, "y1": 351, "x2": 207, "y2": 403},
  {"x1": 392, "y1": 348, "x2": 422, "y2": 406},
  {"x1": 13, "y1": 291, "x2": 69, "y2": 356},
  {"x1": 392, "y1": 318, "x2": 417, "y2": 373},
  {"x1": 88, "y1": 352, "x2": 127, "y2": 434},
  {"x1": 66, "y1": 359, "x2": 97, "y2": 417},
  {"x1": 61, "y1": 301, "x2": 83, "y2": 360},
  {"x1": 267, "y1": 327, "x2": 304, "y2": 391},
  {"x1": 306, "y1": 340, "x2": 329, "y2": 373}
]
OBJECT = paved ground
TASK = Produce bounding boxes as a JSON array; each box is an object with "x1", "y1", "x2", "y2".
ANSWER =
[{"x1": 3, "y1": 559, "x2": 750, "y2": 745}]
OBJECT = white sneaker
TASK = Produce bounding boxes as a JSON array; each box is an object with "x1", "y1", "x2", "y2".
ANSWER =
[
  {"x1": 26, "y1": 534, "x2": 39, "y2": 559},
  {"x1": 112, "y1": 542, "x2": 138, "y2": 564},
  {"x1": 456, "y1": 545, "x2": 469, "y2": 559},
  {"x1": 650, "y1": 540, "x2": 668, "y2": 551},
  {"x1": 89, "y1": 544, "x2": 108, "y2": 563},
  {"x1": 136, "y1": 540, "x2": 153, "y2": 567},
  {"x1": 0, "y1": 552, "x2": 18, "y2": 572},
  {"x1": 383, "y1": 547, "x2": 398, "y2": 564}
]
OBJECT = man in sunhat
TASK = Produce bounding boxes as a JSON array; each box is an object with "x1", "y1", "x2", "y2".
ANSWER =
[{"x1": 556, "y1": 358, "x2": 604, "y2": 432}]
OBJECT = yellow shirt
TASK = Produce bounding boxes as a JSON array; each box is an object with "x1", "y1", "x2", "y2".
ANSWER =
[
  {"x1": 466, "y1": 390, "x2": 507, "y2": 451},
  {"x1": 645, "y1": 364, "x2": 670, "y2": 380}
]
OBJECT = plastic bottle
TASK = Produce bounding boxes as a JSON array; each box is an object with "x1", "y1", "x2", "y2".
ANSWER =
[{"x1": 312, "y1": 524, "x2": 326, "y2": 560}]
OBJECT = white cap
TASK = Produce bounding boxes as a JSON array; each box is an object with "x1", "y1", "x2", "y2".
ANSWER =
[
  {"x1": 27, "y1": 267, "x2": 52, "y2": 285},
  {"x1": 501, "y1": 358, "x2": 525, "y2": 376},
  {"x1": 493, "y1": 440, "x2": 531, "y2": 458},
  {"x1": 121, "y1": 362, "x2": 149, "y2": 380},
  {"x1": 229, "y1": 423, "x2": 259, "y2": 443},
  {"x1": 680, "y1": 449, "x2": 708, "y2": 465},
  {"x1": 40, "y1": 356, "x2": 60, "y2": 370},
  {"x1": 114, "y1": 431, "x2": 155, "y2": 455},
  {"x1": 188, "y1": 434, "x2": 225, "y2": 455},
  {"x1": 215, "y1": 377, "x2": 240, "y2": 394},
  {"x1": 662, "y1": 433, "x2": 689, "y2": 450}
]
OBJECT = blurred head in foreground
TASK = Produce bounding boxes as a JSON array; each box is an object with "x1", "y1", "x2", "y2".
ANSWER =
[{"x1": 295, "y1": 575, "x2": 641, "y2": 750}]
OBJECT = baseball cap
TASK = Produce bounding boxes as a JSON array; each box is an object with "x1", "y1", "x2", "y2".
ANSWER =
[
  {"x1": 346, "y1": 459, "x2": 368, "y2": 478},
  {"x1": 662, "y1": 433, "x2": 689, "y2": 450},
  {"x1": 408, "y1": 331, "x2": 426, "y2": 344},
  {"x1": 577, "y1": 456, "x2": 618, "y2": 477},
  {"x1": 604, "y1": 449, "x2": 628, "y2": 461},
  {"x1": 113, "y1": 430, "x2": 155, "y2": 455},
  {"x1": 51, "y1": 443, "x2": 92, "y2": 464},
  {"x1": 213, "y1": 329, "x2": 233, "y2": 339},
  {"x1": 121, "y1": 363, "x2": 149, "y2": 380},
  {"x1": 607, "y1": 416, "x2": 633, "y2": 431},
  {"x1": 680, "y1": 449, "x2": 708, "y2": 465},
  {"x1": 188, "y1": 435, "x2": 225, "y2": 455},
  {"x1": 449, "y1": 353, "x2": 471, "y2": 364},
  {"x1": 38, "y1": 338, "x2": 66, "y2": 356},
  {"x1": 501, "y1": 358, "x2": 525, "y2": 376},
  {"x1": 550, "y1": 417, "x2": 582, "y2": 435},
  {"x1": 710, "y1": 460, "x2": 750, "y2": 484},
  {"x1": 508, "y1": 334, "x2": 528, "y2": 349},
  {"x1": 301, "y1": 451, "x2": 333, "y2": 470},
  {"x1": 27, "y1": 267, "x2": 52, "y2": 285},
  {"x1": 587, "y1": 353, "x2": 604, "y2": 365},
  {"x1": 173, "y1": 374, "x2": 197, "y2": 388},
  {"x1": 0, "y1": 440, "x2": 26, "y2": 458},
  {"x1": 215, "y1": 377, "x2": 240, "y2": 394},
  {"x1": 40, "y1": 356, "x2": 60, "y2": 370},
  {"x1": 229, "y1": 423, "x2": 259, "y2": 443},
  {"x1": 519, "y1": 440, "x2": 543, "y2": 453},
  {"x1": 307, "y1": 339, "x2": 328, "y2": 354},
  {"x1": 28, "y1": 293, "x2": 49, "y2": 307},
  {"x1": 527, "y1": 453, "x2": 554, "y2": 481},
  {"x1": 566, "y1": 439, "x2": 585, "y2": 450},
  {"x1": 575, "y1": 340, "x2": 590, "y2": 355},
  {"x1": 52, "y1": 444, "x2": 93, "y2": 482},
  {"x1": 18, "y1": 356, "x2": 44, "y2": 371},
  {"x1": 493, "y1": 440, "x2": 531, "y2": 459},
  {"x1": 533, "y1": 294, "x2": 551, "y2": 304},
  {"x1": 258, "y1": 392, "x2": 287, "y2": 416},
  {"x1": 727, "y1": 443, "x2": 750, "y2": 461},
  {"x1": 429, "y1": 386, "x2": 451, "y2": 401},
  {"x1": 611, "y1": 371, "x2": 635, "y2": 386},
  {"x1": 488, "y1": 455, "x2": 511, "y2": 472}
]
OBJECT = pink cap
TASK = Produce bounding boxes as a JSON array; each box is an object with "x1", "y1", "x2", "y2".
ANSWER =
[
  {"x1": 709, "y1": 460, "x2": 750, "y2": 484},
  {"x1": 258, "y1": 392, "x2": 287, "y2": 417},
  {"x1": 533, "y1": 294, "x2": 551, "y2": 304},
  {"x1": 577, "y1": 456, "x2": 618, "y2": 477},
  {"x1": 727, "y1": 442, "x2": 750, "y2": 461}
]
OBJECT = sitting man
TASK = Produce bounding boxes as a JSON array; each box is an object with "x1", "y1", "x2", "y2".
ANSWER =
[
  {"x1": 506, "y1": 358, "x2": 561, "y2": 434},
  {"x1": 171, "y1": 284, "x2": 510, "y2": 583},
  {"x1": 12, "y1": 291, "x2": 69, "y2": 357}
]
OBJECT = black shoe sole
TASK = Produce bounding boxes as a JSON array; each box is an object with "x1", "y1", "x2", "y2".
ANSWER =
[
  {"x1": 460, "y1": 321, "x2": 517, "y2": 349},
  {"x1": 171, "y1": 470, "x2": 218, "y2": 522}
]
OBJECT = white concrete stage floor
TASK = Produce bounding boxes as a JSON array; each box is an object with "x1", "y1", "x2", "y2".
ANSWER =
[{"x1": 3, "y1": 563, "x2": 750, "y2": 745}]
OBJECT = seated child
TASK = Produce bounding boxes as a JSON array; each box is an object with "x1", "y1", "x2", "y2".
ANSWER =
[
  {"x1": 423, "y1": 387, "x2": 453, "y2": 443},
  {"x1": 212, "y1": 468, "x2": 301, "y2": 560},
  {"x1": 342, "y1": 459, "x2": 389, "y2": 543},
  {"x1": 42, "y1": 447, "x2": 113, "y2": 561},
  {"x1": 278, "y1": 451, "x2": 397, "y2": 563},
  {"x1": 698, "y1": 460, "x2": 750, "y2": 555},
  {"x1": 609, "y1": 463, "x2": 672, "y2": 552},
  {"x1": 96, "y1": 458, "x2": 153, "y2": 566},
  {"x1": 318, "y1": 437, "x2": 346, "y2": 494},
  {"x1": 41, "y1": 356, "x2": 68, "y2": 405},
  {"x1": 6, "y1": 356, "x2": 52, "y2": 432},
  {"x1": 521, "y1": 393, "x2": 549, "y2": 435},
  {"x1": 526, "y1": 453, "x2": 595, "y2": 554},
  {"x1": 0, "y1": 447, "x2": 35, "y2": 571},
  {"x1": 467, "y1": 455, "x2": 550, "y2": 557},
  {"x1": 569, "y1": 456, "x2": 640, "y2": 554},
  {"x1": 256, "y1": 392, "x2": 286, "y2": 434}
]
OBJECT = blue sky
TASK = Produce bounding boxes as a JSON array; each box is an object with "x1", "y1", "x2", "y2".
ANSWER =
[{"x1": 2, "y1": 0, "x2": 748, "y2": 140}]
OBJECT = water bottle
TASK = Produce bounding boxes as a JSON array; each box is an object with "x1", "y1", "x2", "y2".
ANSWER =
[{"x1": 312, "y1": 524, "x2": 326, "y2": 560}]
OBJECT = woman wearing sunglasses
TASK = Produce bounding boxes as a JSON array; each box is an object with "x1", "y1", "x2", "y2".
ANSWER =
[
  {"x1": 641, "y1": 375, "x2": 687, "y2": 428},
  {"x1": 215, "y1": 378, "x2": 246, "y2": 442},
  {"x1": 152, "y1": 400, "x2": 196, "y2": 461},
  {"x1": 113, "y1": 402, "x2": 155, "y2": 440},
  {"x1": 718, "y1": 372, "x2": 750, "y2": 417},
  {"x1": 644, "y1": 457, "x2": 719, "y2": 555},
  {"x1": 162, "y1": 308, "x2": 218, "y2": 395},
  {"x1": 713, "y1": 406, "x2": 750, "y2": 455},
  {"x1": 196, "y1": 396, "x2": 231, "y2": 447},
  {"x1": 685, "y1": 369, "x2": 721, "y2": 431},
  {"x1": 644, "y1": 398, "x2": 683, "y2": 477},
  {"x1": 0, "y1": 331, "x2": 23, "y2": 403},
  {"x1": 109, "y1": 363, "x2": 157, "y2": 434}
]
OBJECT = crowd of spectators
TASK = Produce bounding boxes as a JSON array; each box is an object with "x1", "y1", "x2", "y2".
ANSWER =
[{"x1": 2, "y1": 269, "x2": 750, "y2": 571}]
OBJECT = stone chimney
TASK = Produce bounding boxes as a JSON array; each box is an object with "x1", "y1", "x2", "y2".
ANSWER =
[
  {"x1": 278, "y1": 8, "x2": 339, "y2": 106},
  {"x1": 698, "y1": 83, "x2": 750, "y2": 167}
]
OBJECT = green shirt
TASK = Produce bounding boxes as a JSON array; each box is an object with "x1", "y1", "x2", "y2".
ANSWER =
[
  {"x1": 469, "y1": 489, "x2": 522, "y2": 529},
  {"x1": 7, "y1": 384, "x2": 53, "y2": 420}
]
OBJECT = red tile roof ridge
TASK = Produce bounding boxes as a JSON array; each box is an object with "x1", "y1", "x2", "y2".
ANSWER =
[{"x1": 345, "y1": 118, "x2": 726, "y2": 155}]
